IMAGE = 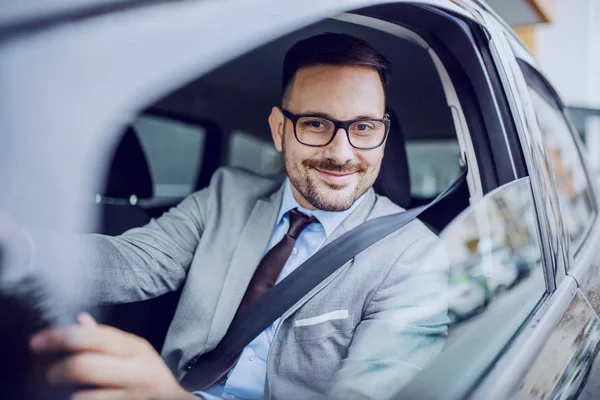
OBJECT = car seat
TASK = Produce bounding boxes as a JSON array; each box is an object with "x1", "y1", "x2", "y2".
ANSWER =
[
  {"x1": 373, "y1": 109, "x2": 412, "y2": 210},
  {"x1": 98, "y1": 126, "x2": 153, "y2": 235}
]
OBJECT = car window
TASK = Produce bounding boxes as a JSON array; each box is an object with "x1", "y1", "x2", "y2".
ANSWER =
[
  {"x1": 442, "y1": 178, "x2": 546, "y2": 333},
  {"x1": 526, "y1": 86, "x2": 596, "y2": 252},
  {"x1": 227, "y1": 131, "x2": 284, "y2": 177},
  {"x1": 406, "y1": 139, "x2": 462, "y2": 198},
  {"x1": 133, "y1": 115, "x2": 207, "y2": 199},
  {"x1": 397, "y1": 177, "x2": 547, "y2": 398}
]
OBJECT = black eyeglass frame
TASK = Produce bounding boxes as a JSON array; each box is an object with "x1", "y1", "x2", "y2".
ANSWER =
[{"x1": 280, "y1": 107, "x2": 391, "y2": 150}]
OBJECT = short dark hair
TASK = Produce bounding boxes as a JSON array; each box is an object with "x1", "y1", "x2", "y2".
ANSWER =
[{"x1": 281, "y1": 33, "x2": 391, "y2": 106}]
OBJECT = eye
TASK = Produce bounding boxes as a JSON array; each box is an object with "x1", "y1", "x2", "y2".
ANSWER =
[
  {"x1": 298, "y1": 118, "x2": 331, "y2": 131},
  {"x1": 356, "y1": 123, "x2": 374, "y2": 131}
]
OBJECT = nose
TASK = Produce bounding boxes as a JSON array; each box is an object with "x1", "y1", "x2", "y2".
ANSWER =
[{"x1": 324, "y1": 128, "x2": 355, "y2": 163}]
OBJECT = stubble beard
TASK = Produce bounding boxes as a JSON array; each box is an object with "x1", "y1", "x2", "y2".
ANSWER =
[{"x1": 282, "y1": 134, "x2": 370, "y2": 212}]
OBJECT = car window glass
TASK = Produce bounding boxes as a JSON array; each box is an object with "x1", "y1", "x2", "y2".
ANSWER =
[
  {"x1": 133, "y1": 115, "x2": 206, "y2": 198},
  {"x1": 227, "y1": 131, "x2": 284, "y2": 177},
  {"x1": 406, "y1": 139, "x2": 462, "y2": 198},
  {"x1": 396, "y1": 178, "x2": 546, "y2": 397},
  {"x1": 441, "y1": 178, "x2": 545, "y2": 333},
  {"x1": 526, "y1": 87, "x2": 596, "y2": 251}
]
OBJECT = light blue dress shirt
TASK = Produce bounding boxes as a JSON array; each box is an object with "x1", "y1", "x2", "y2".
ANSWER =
[{"x1": 196, "y1": 178, "x2": 365, "y2": 400}]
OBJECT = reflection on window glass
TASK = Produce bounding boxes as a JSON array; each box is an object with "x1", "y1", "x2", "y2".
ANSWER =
[
  {"x1": 134, "y1": 115, "x2": 206, "y2": 198},
  {"x1": 443, "y1": 180, "x2": 545, "y2": 333},
  {"x1": 527, "y1": 88, "x2": 595, "y2": 250},
  {"x1": 397, "y1": 179, "x2": 546, "y2": 397},
  {"x1": 406, "y1": 139, "x2": 461, "y2": 198}
]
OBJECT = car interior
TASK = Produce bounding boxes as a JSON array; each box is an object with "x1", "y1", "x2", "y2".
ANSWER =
[{"x1": 93, "y1": 11, "x2": 481, "y2": 350}]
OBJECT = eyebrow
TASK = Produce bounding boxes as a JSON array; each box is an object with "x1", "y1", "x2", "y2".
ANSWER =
[{"x1": 301, "y1": 110, "x2": 382, "y2": 120}]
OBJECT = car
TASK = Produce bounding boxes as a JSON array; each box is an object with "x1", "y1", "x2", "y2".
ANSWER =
[
  {"x1": 447, "y1": 279, "x2": 488, "y2": 324},
  {"x1": 469, "y1": 253, "x2": 519, "y2": 295},
  {"x1": 2, "y1": 0, "x2": 600, "y2": 399}
]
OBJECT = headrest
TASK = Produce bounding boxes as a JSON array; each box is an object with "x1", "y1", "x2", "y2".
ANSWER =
[
  {"x1": 102, "y1": 126, "x2": 153, "y2": 199},
  {"x1": 373, "y1": 109, "x2": 411, "y2": 209}
]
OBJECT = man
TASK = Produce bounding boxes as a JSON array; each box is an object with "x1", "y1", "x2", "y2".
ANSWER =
[{"x1": 15, "y1": 33, "x2": 448, "y2": 399}]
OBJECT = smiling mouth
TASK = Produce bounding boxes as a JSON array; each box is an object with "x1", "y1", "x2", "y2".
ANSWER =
[
  {"x1": 315, "y1": 168, "x2": 355, "y2": 176},
  {"x1": 313, "y1": 168, "x2": 356, "y2": 182}
]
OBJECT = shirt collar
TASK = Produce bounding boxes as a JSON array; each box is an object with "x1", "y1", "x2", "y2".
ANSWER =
[{"x1": 276, "y1": 178, "x2": 366, "y2": 238}]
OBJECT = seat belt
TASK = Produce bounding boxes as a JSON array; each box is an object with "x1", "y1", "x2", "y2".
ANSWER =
[{"x1": 180, "y1": 169, "x2": 468, "y2": 390}]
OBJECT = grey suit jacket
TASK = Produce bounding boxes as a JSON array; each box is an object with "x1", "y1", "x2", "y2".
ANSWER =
[{"x1": 52, "y1": 167, "x2": 448, "y2": 399}]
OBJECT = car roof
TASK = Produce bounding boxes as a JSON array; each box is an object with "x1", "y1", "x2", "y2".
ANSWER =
[
  {"x1": 1, "y1": 0, "x2": 491, "y2": 31},
  {"x1": 4, "y1": 0, "x2": 538, "y2": 70}
]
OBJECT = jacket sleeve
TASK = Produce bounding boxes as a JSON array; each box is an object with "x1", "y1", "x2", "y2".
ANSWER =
[
  {"x1": 31, "y1": 188, "x2": 209, "y2": 305},
  {"x1": 327, "y1": 233, "x2": 449, "y2": 400}
]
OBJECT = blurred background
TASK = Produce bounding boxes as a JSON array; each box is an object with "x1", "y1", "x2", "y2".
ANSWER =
[{"x1": 487, "y1": 0, "x2": 600, "y2": 177}]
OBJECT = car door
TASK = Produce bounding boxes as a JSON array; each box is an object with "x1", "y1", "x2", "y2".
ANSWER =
[
  {"x1": 516, "y1": 58, "x2": 600, "y2": 400},
  {"x1": 464, "y1": 16, "x2": 600, "y2": 400},
  {"x1": 390, "y1": 3, "x2": 600, "y2": 398}
]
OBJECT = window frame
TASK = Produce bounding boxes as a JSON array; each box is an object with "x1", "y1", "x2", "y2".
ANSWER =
[
  {"x1": 482, "y1": 26, "x2": 568, "y2": 292},
  {"x1": 333, "y1": 9, "x2": 482, "y2": 202},
  {"x1": 355, "y1": 3, "x2": 517, "y2": 196}
]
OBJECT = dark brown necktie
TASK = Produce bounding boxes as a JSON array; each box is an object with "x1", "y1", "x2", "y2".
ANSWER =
[
  {"x1": 202, "y1": 208, "x2": 318, "y2": 389},
  {"x1": 236, "y1": 208, "x2": 318, "y2": 314}
]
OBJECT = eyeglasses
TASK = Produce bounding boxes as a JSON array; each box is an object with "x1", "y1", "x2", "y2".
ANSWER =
[{"x1": 280, "y1": 108, "x2": 390, "y2": 150}]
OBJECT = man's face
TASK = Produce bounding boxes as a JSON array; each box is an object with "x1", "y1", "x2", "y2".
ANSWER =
[{"x1": 269, "y1": 64, "x2": 386, "y2": 211}]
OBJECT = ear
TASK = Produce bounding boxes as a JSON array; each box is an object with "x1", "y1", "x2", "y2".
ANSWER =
[{"x1": 268, "y1": 106, "x2": 284, "y2": 153}]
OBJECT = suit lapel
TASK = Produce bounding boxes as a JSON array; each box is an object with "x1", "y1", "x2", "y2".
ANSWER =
[
  {"x1": 281, "y1": 188, "x2": 378, "y2": 319},
  {"x1": 205, "y1": 186, "x2": 284, "y2": 349}
]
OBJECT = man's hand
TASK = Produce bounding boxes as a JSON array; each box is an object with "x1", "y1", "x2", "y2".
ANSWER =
[{"x1": 30, "y1": 313, "x2": 197, "y2": 400}]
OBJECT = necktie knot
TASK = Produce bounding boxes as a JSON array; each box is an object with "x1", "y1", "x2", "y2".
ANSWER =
[{"x1": 287, "y1": 208, "x2": 318, "y2": 239}]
